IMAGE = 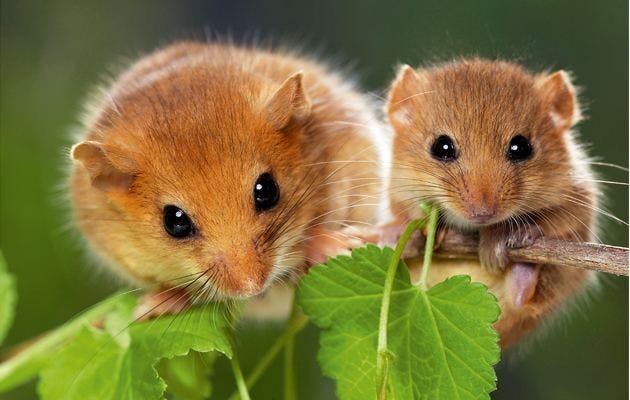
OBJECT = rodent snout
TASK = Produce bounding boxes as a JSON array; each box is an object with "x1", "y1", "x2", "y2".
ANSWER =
[
  {"x1": 460, "y1": 180, "x2": 500, "y2": 225},
  {"x1": 467, "y1": 205, "x2": 497, "y2": 224},
  {"x1": 214, "y1": 246, "x2": 270, "y2": 299},
  {"x1": 463, "y1": 189, "x2": 499, "y2": 225}
]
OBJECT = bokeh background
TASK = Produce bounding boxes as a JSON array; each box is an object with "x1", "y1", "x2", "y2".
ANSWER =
[{"x1": 1, "y1": 1, "x2": 628, "y2": 399}]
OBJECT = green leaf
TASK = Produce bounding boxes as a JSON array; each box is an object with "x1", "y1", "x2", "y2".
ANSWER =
[
  {"x1": 102, "y1": 292, "x2": 137, "y2": 347},
  {"x1": 298, "y1": 245, "x2": 501, "y2": 400},
  {"x1": 0, "y1": 250, "x2": 17, "y2": 345},
  {"x1": 157, "y1": 351, "x2": 216, "y2": 400},
  {"x1": 38, "y1": 303, "x2": 233, "y2": 400},
  {"x1": 0, "y1": 293, "x2": 134, "y2": 393}
]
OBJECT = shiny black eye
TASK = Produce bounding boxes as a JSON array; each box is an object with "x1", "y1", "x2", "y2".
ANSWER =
[
  {"x1": 254, "y1": 172, "x2": 280, "y2": 212},
  {"x1": 507, "y1": 135, "x2": 533, "y2": 162},
  {"x1": 430, "y1": 134, "x2": 457, "y2": 162},
  {"x1": 163, "y1": 205, "x2": 194, "y2": 238}
]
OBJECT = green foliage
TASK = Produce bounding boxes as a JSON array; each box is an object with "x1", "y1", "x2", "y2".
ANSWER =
[
  {"x1": 157, "y1": 351, "x2": 216, "y2": 400},
  {"x1": 0, "y1": 251, "x2": 16, "y2": 346},
  {"x1": 1, "y1": 3, "x2": 628, "y2": 399},
  {"x1": 37, "y1": 300, "x2": 232, "y2": 400},
  {"x1": 0, "y1": 293, "x2": 133, "y2": 393},
  {"x1": 298, "y1": 245, "x2": 500, "y2": 399},
  {"x1": 0, "y1": 210, "x2": 502, "y2": 400}
]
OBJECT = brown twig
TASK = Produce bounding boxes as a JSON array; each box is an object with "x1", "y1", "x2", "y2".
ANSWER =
[{"x1": 430, "y1": 231, "x2": 628, "y2": 276}]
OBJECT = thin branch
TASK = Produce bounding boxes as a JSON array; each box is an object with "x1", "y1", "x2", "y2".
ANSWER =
[{"x1": 428, "y1": 231, "x2": 628, "y2": 276}]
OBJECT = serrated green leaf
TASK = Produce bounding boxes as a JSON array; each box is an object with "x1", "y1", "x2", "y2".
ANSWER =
[
  {"x1": 298, "y1": 245, "x2": 501, "y2": 400},
  {"x1": 38, "y1": 303, "x2": 233, "y2": 400},
  {"x1": 157, "y1": 351, "x2": 216, "y2": 400},
  {"x1": 0, "y1": 250, "x2": 17, "y2": 345}
]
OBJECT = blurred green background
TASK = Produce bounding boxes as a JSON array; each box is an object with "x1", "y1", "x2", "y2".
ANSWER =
[{"x1": 1, "y1": 1, "x2": 627, "y2": 399}]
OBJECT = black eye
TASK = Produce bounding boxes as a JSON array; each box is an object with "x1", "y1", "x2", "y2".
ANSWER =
[
  {"x1": 507, "y1": 135, "x2": 533, "y2": 162},
  {"x1": 430, "y1": 134, "x2": 457, "y2": 162},
  {"x1": 254, "y1": 172, "x2": 280, "y2": 212},
  {"x1": 163, "y1": 205, "x2": 194, "y2": 238}
]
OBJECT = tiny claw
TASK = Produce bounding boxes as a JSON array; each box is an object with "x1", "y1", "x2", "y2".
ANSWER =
[
  {"x1": 478, "y1": 227, "x2": 510, "y2": 272},
  {"x1": 433, "y1": 226, "x2": 447, "y2": 250},
  {"x1": 507, "y1": 224, "x2": 542, "y2": 249},
  {"x1": 479, "y1": 244, "x2": 509, "y2": 272},
  {"x1": 507, "y1": 262, "x2": 540, "y2": 307},
  {"x1": 421, "y1": 225, "x2": 428, "y2": 237},
  {"x1": 419, "y1": 224, "x2": 444, "y2": 251}
]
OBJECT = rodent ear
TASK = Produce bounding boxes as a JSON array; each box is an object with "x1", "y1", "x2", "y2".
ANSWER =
[
  {"x1": 386, "y1": 65, "x2": 424, "y2": 130},
  {"x1": 265, "y1": 72, "x2": 311, "y2": 131},
  {"x1": 538, "y1": 70, "x2": 581, "y2": 131},
  {"x1": 71, "y1": 141, "x2": 135, "y2": 191}
]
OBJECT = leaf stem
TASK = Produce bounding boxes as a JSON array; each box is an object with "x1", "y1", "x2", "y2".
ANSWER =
[
  {"x1": 0, "y1": 292, "x2": 131, "y2": 393},
  {"x1": 228, "y1": 330, "x2": 252, "y2": 400},
  {"x1": 284, "y1": 301, "x2": 299, "y2": 400},
  {"x1": 376, "y1": 217, "x2": 426, "y2": 400},
  {"x1": 228, "y1": 295, "x2": 308, "y2": 400},
  {"x1": 417, "y1": 204, "x2": 439, "y2": 290}
]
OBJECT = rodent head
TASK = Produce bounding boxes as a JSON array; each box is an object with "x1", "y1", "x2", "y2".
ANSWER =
[
  {"x1": 386, "y1": 59, "x2": 581, "y2": 228},
  {"x1": 71, "y1": 63, "x2": 316, "y2": 300}
]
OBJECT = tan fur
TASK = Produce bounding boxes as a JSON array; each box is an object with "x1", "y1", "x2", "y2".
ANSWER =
[
  {"x1": 386, "y1": 59, "x2": 599, "y2": 347},
  {"x1": 70, "y1": 41, "x2": 384, "y2": 301}
]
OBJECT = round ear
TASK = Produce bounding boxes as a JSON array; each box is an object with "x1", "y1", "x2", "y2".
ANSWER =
[
  {"x1": 71, "y1": 141, "x2": 135, "y2": 191},
  {"x1": 386, "y1": 65, "x2": 425, "y2": 131},
  {"x1": 264, "y1": 72, "x2": 311, "y2": 131},
  {"x1": 537, "y1": 70, "x2": 581, "y2": 131}
]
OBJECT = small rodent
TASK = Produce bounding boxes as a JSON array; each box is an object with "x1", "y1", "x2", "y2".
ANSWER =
[
  {"x1": 70, "y1": 41, "x2": 385, "y2": 312},
  {"x1": 383, "y1": 59, "x2": 599, "y2": 347}
]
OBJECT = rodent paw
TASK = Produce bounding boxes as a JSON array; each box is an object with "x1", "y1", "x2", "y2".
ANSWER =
[
  {"x1": 426, "y1": 225, "x2": 447, "y2": 250},
  {"x1": 376, "y1": 224, "x2": 405, "y2": 248},
  {"x1": 134, "y1": 289, "x2": 192, "y2": 321},
  {"x1": 506, "y1": 225, "x2": 542, "y2": 249},
  {"x1": 306, "y1": 227, "x2": 368, "y2": 264},
  {"x1": 478, "y1": 242, "x2": 509, "y2": 272},
  {"x1": 478, "y1": 227, "x2": 510, "y2": 272},
  {"x1": 376, "y1": 222, "x2": 425, "y2": 258}
]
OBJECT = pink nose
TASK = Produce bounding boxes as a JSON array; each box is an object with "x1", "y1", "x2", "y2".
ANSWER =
[{"x1": 468, "y1": 206, "x2": 496, "y2": 224}]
